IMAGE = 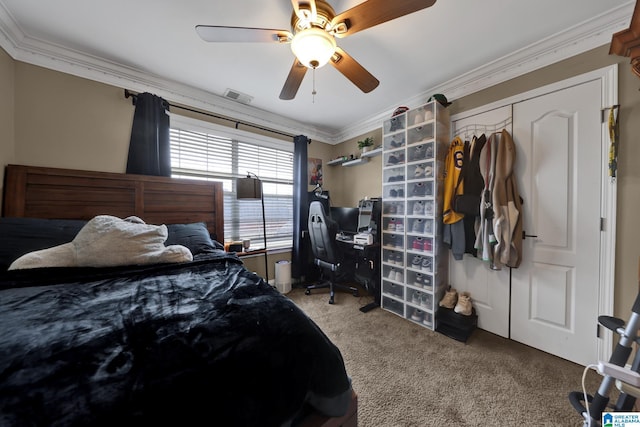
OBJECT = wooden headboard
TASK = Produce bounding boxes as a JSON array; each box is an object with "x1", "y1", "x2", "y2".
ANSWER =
[{"x1": 2, "y1": 164, "x2": 225, "y2": 243}]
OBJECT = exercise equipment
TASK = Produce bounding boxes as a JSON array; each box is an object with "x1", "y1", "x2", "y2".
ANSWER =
[{"x1": 569, "y1": 259, "x2": 640, "y2": 426}]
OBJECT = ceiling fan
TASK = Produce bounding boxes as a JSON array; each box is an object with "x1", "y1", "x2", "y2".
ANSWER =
[{"x1": 195, "y1": 0, "x2": 437, "y2": 100}]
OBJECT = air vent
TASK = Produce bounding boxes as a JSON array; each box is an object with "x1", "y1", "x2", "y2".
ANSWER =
[{"x1": 223, "y1": 88, "x2": 253, "y2": 105}]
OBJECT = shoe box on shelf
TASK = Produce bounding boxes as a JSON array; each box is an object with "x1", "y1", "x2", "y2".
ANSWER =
[
  {"x1": 380, "y1": 101, "x2": 450, "y2": 331},
  {"x1": 435, "y1": 307, "x2": 478, "y2": 343}
]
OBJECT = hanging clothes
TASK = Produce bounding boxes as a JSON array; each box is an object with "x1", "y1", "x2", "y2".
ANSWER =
[
  {"x1": 474, "y1": 131, "x2": 498, "y2": 266},
  {"x1": 443, "y1": 136, "x2": 465, "y2": 224},
  {"x1": 491, "y1": 129, "x2": 523, "y2": 268},
  {"x1": 461, "y1": 134, "x2": 486, "y2": 256},
  {"x1": 442, "y1": 137, "x2": 466, "y2": 260}
]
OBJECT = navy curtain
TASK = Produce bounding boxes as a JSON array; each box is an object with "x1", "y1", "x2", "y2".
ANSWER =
[
  {"x1": 292, "y1": 134, "x2": 310, "y2": 280},
  {"x1": 126, "y1": 92, "x2": 171, "y2": 176}
]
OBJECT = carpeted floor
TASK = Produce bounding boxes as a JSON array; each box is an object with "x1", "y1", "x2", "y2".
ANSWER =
[{"x1": 286, "y1": 285, "x2": 614, "y2": 427}]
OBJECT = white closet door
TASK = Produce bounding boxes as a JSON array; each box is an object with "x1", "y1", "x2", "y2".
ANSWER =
[
  {"x1": 510, "y1": 79, "x2": 602, "y2": 366},
  {"x1": 450, "y1": 106, "x2": 512, "y2": 338}
]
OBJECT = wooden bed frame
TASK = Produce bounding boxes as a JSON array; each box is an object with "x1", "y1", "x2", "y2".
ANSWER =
[
  {"x1": 1, "y1": 163, "x2": 358, "y2": 427},
  {"x1": 2, "y1": 164, "x2": 225, "y2": 242}
]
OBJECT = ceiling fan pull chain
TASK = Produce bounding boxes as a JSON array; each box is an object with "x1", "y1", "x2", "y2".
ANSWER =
[{"x1": 312, "y1": 67, "x2": 317, "y2": 102}]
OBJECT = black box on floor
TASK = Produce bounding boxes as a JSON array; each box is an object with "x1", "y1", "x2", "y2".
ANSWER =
[{"x1": 435, "y1": 306, "x2": 478, "y2": 343}]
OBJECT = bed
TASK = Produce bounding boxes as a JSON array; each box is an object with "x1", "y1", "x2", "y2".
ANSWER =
[{"x1": 0, "y1": 164, "x2": 357, "y2": 427}]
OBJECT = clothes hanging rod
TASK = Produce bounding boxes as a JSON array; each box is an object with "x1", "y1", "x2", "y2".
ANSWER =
[
  {"x1": 454, "y1": 117, "x2": 513, "y2": 137},
  {"x1": 124, "y1": 89, "x2": 295, "y2": 139}
]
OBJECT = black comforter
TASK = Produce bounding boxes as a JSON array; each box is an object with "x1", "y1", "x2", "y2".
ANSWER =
[{"x1": 0, "y1": 251, "x2": 351, "y2": 427}]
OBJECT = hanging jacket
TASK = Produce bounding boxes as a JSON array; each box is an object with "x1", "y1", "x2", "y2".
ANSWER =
[
  {"x1": 462, "y1": 134, "x2": 486, "y2": 256},
  {"x1": 442, "y1": 137, "x2": 465, "y2": 225},
  {"x1": 474, "y1": 132, "x2": 498, "y2": 265},
  {"x1": 491, "y1": 129, "x2": 523, "y2": 268},
  {"x1": 442, "y1": 137, "x2": 466, "y2": 260}
]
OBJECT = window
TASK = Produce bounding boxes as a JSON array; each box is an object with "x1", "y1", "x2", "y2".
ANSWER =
[{"x1": 169, "y1": 115, "x2": 294, "y2": 250}]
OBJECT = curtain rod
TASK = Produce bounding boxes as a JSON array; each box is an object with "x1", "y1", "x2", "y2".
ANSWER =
[{"x1": 124, "y1": 89, "x2": 295, "y2": 139}]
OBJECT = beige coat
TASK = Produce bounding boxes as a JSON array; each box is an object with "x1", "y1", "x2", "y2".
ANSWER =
[{"x1": 491, "y1": 129, "x2": 523, "y2": 268}]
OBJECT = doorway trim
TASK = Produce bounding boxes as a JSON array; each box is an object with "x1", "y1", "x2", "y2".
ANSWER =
[{"x1": 450, "y1": 64, "x2": 618, "y2": 362}]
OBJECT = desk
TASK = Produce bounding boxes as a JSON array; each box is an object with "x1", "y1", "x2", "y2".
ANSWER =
[{"x1": 335, "y1": 234, "x2": 380, "y2": 312}]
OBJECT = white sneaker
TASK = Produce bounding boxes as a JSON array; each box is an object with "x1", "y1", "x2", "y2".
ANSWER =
[
  {"x1": 424, "y1": 220, "x2": 433, "y2": 234},
  {"x1": 411, "y1": 309, "x2": 423, "y2": 322},
  {"x1": 414, "y1": 273, "x2": 424, "y2": 288},
  {"x1": 411, "y1": 256, "x2": 422, "y2": 270},
  {"x1": 412, "y1": 291, "x2": 421, "y2": 305},
  {"x1": 423, "y1": 276, "x2": 433, "y2": 292},
  {"x1": 413, "y1": 201, "x2": 424, "y2": 215},
  {"x1": 395, "y1": 253, "x2": 403, "y2": 266},
  {"x1": 420, "y1": 293, "x2": 430, "y2": 308},
  {"x1": 423, "y1": 314, "x2": 433, "y2": 327},
  {"x1": 395, "y1": 270, "x2": 403, "y2": 282},
  {"x1": 425, "y1": 202, "x2": 434, "y2": 216}
]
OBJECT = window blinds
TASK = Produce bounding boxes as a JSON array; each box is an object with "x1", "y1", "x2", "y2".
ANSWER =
[{"x1": 170, "y1": 126, "x2": 294, "y2": 250}]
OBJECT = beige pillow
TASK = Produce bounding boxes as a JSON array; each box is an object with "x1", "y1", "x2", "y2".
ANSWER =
[{"x1": 9, "y1": 215, "x2": 192, "y2": 270}]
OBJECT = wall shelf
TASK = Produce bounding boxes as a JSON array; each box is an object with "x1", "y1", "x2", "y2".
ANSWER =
[
  {"x1": 327, "y1": 157, "x2": 348, "y2": 166},
  {"x1": 361, "y1": 147, "x2": 382, "y2": 158},
  {"x1": 328, "y1": 147, "x2": 381, "y2": 167},
  {"x1": 343, "y1": 158, "x2": 369, "y2": 167}
]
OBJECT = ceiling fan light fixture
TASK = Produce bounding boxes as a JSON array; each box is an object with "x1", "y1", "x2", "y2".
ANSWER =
[{"x1": 291, "y1": 28, "x2": 336, "y2": 69}]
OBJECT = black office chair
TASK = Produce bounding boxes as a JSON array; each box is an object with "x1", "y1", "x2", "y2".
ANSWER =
[{"x1": 305, "y1": 201, "x2": 359, "y2": 304}]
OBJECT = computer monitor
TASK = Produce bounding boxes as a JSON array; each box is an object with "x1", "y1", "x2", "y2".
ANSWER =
[
  {"x1": 357, "y1": 198, "x2": 379, "y2": 232},
  {"x1": 330, "y1": 207, "x2": 360, "y2": 234}
]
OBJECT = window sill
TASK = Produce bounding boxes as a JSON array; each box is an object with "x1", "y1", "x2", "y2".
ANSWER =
[{"x1": 229, "y1": 247, "x2": 292, "y2": 258}]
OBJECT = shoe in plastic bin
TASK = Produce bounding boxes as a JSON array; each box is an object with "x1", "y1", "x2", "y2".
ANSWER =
[
  {"x1": 423, "y1": 275, "x2": 433, "y2": 292},
  {"x1": 414, "y1": 273, "x2": 424, "y2": 288},
  {"x1": 422, "y1": 257, "x2": 433, "y2": 272},
  {"x1": 394, "y1": 252, "x2": 403, "y2": 266},
  {"x1": 411, "y1": 255, "x2": 423, "y2": 269},
  {"x1": 412, "y1": 290, "x2": 421, "y2": 305},
  {"x1": 413, "y1": 201, "x2": 425, "y2": 215}
]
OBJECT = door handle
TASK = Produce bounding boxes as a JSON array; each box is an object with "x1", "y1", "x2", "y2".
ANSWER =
[{"x1": 523, "y1": 231, "x2": 538, "y2": 240}]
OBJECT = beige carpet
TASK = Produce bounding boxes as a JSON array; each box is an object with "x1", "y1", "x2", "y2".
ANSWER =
[{"x1": 287, "y1": 286, "x2": 613, "y2": 427}]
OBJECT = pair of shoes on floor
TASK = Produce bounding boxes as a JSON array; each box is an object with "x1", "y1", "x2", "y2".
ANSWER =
[{"x1": 439, "y1": 287, "x2": 473, "y2": 316}]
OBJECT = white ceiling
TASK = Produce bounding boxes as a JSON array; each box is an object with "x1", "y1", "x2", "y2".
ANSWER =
[{"x1": 0, "y1": 0, "x2": 634, "y2": 143}]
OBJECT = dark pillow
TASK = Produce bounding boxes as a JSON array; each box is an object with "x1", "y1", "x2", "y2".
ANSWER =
[
  {"x1": 165, "y1": 222, "x2": 222, "y2": 255},
  {"x1": 0, "y1": 217, "x2": 88, "y2": 272}
]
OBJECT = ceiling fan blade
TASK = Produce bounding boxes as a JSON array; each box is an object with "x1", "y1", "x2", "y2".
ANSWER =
[
  {"x1": 280, "y1": 60, "x2": 308, "y2": 100},
  {"x1": 291, "y1": 0, "x2": 317, "y2": 26},
  {"x1": 196, "y1": 25, "x2": 292, "y2": 43},
  {"x1": 329, "y1": 47, "x2": 379, "y2": 93},
  {"x1": 330, "y1": 0, "x2": 436, "y2": 38}
]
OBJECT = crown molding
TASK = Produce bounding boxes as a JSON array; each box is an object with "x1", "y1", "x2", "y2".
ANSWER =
[
  {"x1": 330, "y1": 1, "x2": 634, "y2": 143},
  {"x1": 0, "y1": 1, "x2": 634, "y2": 145},
  {"x1": 0, "y1": 3, "x2": 335, "y2": 143}
]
